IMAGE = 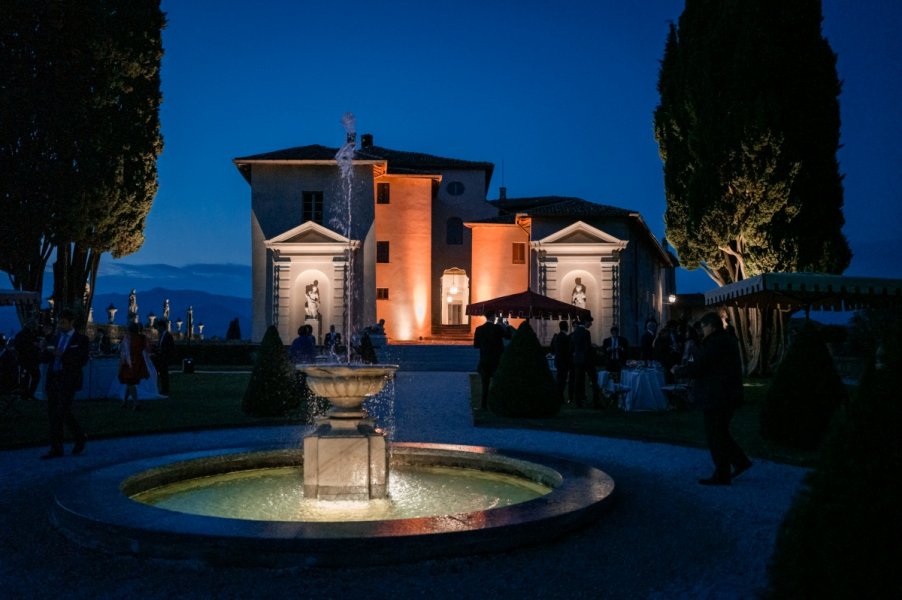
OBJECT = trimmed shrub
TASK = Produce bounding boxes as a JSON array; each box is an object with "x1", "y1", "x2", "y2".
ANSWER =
[
  {"x1": 489, "y1": 321, "x2": 560, "y2": 417},
  {"x1": 767, "y1": 321, "x2": 902, "y2": 597},
  {"x1": 242, "y1": 326, "x2": 300, "y2": 417},
  {"x1": 760, "y1": 323, "x2": 847, "y2": 450}
]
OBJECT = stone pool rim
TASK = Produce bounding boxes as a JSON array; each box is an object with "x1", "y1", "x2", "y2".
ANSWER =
[{"x1": 51, "y1": 442, "x2": 615, "y2": 568}]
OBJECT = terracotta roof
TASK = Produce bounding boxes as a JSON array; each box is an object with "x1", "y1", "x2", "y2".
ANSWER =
[
  {"x1": 234, "y1": 143, "x2": 494, "y2": 188},
  {"x1": 491, "y1": 196, "x2": 634, "y2": 218}
]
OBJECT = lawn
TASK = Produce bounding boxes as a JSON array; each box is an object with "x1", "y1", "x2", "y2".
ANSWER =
[
  {"x1": 470, "y1": 374, "x2": 823, "y2": 467},
  {"x1": 2, "y1": 367, "x2": 822, "y2": 467},
  {"x1": 0, "y1": 369, "x2": 298, "y2": 450}
]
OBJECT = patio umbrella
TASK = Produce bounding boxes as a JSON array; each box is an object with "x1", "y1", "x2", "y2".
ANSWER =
[{"x1": 466, "y1": 289, "x2": 592, "y2": 321}]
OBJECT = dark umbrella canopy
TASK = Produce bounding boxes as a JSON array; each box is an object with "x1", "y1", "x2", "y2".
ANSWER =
[{"x1": 466, "y1": 289, "x2": 592, "y2": 321}]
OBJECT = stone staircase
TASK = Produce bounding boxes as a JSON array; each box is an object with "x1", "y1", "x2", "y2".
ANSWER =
[{"x1": 430, "y1": 324, "x2": 473, "y2": 343}]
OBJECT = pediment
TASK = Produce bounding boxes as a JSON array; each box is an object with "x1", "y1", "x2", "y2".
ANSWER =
[
  {"x1": 265, "y1": 221, "x2": 351, "y2": 245},
  {"x1": 536, "y1": 221, "x2": 625, "y2": 246}
]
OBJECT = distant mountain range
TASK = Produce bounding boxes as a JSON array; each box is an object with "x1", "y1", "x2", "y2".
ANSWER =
[{"x1": 1, "y1": 263, "x2": 251, "y2": 339}]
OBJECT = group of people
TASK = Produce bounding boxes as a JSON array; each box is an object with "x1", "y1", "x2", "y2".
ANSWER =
[
  {"x1": 289, "y1": 324, "x2": 343, "y2": 364},
  {"x1": 4, "y1": 310, "x2": 178, "y2": 459},
  {"x1": 550, "y1": 319, "x2": 629, "y2": 408},
  {"x1": 475, "y1": 308, "x2": 750, "y2": 487}
]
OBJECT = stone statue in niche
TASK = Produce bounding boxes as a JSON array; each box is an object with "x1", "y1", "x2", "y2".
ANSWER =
[
  {"x1": 305, "y1": 280, "x2": 321, "y2": 319},
  {"x1": 571, "y1": 277, "x2": 587, "y2": 308}
]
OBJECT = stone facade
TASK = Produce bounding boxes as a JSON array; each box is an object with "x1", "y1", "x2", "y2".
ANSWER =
[{"x1": 234, "y1": 137, "x2": 675, "y2": 347}]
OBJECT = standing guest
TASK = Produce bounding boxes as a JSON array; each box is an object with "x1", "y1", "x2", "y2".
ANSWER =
[
  {"x1": 601, "y1": 326, "x2": 629, "y2": 380},
  {"x1": 13, "y1": 319, "x2": 41, "y2": 400},
  {"x1": 570, "y1": 318, "x2": 601, "y2": 408},
  {"x1": 473, "y1": 310, "x2": 505, "y2": 410},
  {"x1": 152, "y1": 319, "x2": 175, "y2": 396},
  {"x1": 289, "y1": 324, "x2": 317, "y2": 364},
  {"x1": 672, "y1": 312, "x2": 752, "y2": 486},
  {"x1": 640, "y1": 318, "x2": 658, "y2": 364},
  {"x1": 118, "y1": 322, "x2": 150, "y2": 410},
  {"x1": 550, "y1": 321, "x2": 573, "y2": 403},
  {"x1": 324, "y1": 324, "x2": 341, "y2": 355},
  {"x1": 39, "y1": 308, "x2": 90, "y2": 458}
]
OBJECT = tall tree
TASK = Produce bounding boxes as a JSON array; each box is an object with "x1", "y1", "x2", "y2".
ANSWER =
[
  {"x1": 654, "y1": 0, "x2": 850, "y2": 374},
  {"x1": 0, "y1": 1, "x2": 164, "y2": 324}
]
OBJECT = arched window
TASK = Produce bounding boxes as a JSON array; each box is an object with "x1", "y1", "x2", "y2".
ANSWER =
[{"x1": 446, "y1": 217, "x2": 464, "y2": 245}]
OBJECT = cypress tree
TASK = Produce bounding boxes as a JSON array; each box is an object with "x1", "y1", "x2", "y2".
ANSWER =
[{"x1": 654, "y1": 0, "x2": 850, "y2": 374}]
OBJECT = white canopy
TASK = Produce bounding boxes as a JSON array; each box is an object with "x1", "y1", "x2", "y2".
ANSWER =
[{"x1": 704, "y1": 273, "x2": 902, "y2": 312}]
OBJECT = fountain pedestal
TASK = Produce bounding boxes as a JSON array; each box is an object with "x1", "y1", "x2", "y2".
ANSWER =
[{"x1": 298, "y1": 365, "x2": 398, "y2": 501}]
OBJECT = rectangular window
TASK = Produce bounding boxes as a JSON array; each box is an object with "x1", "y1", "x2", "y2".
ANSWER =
[
  {"x1": 376, "y1": 288, "x2": 389, "y2": 300},
  {"x1": 302, "y1": 191, "x2": 324, "y2": 224},
  {"x1": 512, "y1": 242, "x2": 526, "y2": 264},
  {"x1": 376, "y1": 183, "x2": 390, "y2": 204},
  {"x1": 376, "y1": 241, "x2": 390, "y2": 263}
]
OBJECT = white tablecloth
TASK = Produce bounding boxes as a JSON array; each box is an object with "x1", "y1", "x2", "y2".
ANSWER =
[{"x1": 618, "y1": 368, "x2": 668, "y2": 411}]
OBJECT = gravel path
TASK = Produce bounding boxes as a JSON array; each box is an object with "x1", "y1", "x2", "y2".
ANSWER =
[{"x1": 0, "y1": 372, "x2": 807, "y2": 599}]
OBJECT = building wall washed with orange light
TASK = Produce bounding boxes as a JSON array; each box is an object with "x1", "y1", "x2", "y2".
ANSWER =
[
  {"x1": 374, "y1": 175, "x2": 434, "y2": 341},
  {"x1": 468, "y1": 224, "x2": 529, "y2": 331},
  {"x1": 234, "y1": 136, "x2": 674, "y2": 345}
]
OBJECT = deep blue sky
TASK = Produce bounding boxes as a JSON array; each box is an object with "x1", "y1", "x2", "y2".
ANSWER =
[{"x1": 121, "y1": 0, "x2": 902, "y2": 295}]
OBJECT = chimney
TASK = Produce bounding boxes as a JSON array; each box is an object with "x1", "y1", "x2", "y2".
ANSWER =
[
  {"x1": 361, "y1": 133, "x2": 373, "y2": 149},
  {"x1": 346, "y1": 132, "x2": 356, "y2": 145},
  {"x1": 499, "y1": 186, "x2": 507, "y2": 201}
]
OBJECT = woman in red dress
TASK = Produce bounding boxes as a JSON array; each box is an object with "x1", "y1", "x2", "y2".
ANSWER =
[{"x1": 118, "y1": 322, "x2": 150, "y2": 410}]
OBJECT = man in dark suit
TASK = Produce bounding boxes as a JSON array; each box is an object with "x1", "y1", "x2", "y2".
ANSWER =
[
  {"x1": 601, "y1": 326, "x2": 629, "y2": 378},
  {"x1": 40, "y1": 308, "x2": 90, "y2": 459},
  {"x1": 152, "y1": 319, "x2": 175, "y2": 396},
  {"x1": 672, "y1": 312, "x2": 752, "y2": 485},
  {"x1": 473, "y1": 311, "x2": 506, "y2": 410},
  {"x1": 570, "y1": 318, "x2": 600, "y2": 408}
]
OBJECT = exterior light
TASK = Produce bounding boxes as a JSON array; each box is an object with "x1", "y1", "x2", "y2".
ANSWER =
[{"x1": 668, "y1": 294, "x2": 677, "y2": 304}]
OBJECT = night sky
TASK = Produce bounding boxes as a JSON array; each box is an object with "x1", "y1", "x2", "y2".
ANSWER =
[{"x1": 116, "y1": 0, "x2": 901, "y2": 295}]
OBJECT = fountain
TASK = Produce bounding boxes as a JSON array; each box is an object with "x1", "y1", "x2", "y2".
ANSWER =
[
  {"x1": 299, "y1": 364, "x2": 397, "y2": 500},
  {"x1": 47, "y1": 116, "x2": 616, "y2": 567}
]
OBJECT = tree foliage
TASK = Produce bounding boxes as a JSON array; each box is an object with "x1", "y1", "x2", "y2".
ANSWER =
[
  {"x1": 0, "y1": 1, "x2": 164, "y2": 321},
  {"x1": 759, "y1": 323, "x2": 847, "y2": 450},
  {"x1": 654, "y1": 0, "x2": 850, "y2": 374},
  {"x1": 766, "y1": 314, "x2": 902, "y2": 597},
  {"x1": 242, "y1": 325, "x2": 301, "y2": 417},
  {"x1": 489, "y1": 321, "x2": 560, "y2": 417}
]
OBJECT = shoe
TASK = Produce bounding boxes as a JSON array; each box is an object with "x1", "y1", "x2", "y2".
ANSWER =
[
  {"x1": 41, "y1": 450, "x2": 64, "y2": 460},
  {"x1": 732, "y1": 461, "x2": 753, "y2": 479},
  {"x1": 72, "y1": 436, "x2": 87, "y2": 456},
  {"x1": 698, "y1": 476, "x2": 731, "y2": 486}
]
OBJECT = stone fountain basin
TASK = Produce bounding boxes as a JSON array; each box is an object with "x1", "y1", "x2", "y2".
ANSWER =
[
  {"x1": 50, "y1": 443, "x2": 615, "y2": 568},
  {"x1": 298, "y1": 364, "x2": 398, "y2": 409}
]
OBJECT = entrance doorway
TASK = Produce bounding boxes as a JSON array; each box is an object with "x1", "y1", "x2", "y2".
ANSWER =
[{"x1": 440, "y1": 268, "x2": 469, "y2": 326}]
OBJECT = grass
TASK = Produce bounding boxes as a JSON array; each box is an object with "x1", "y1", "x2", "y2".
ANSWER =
[
  {"x1": 2, "y1": 366, "x2": 822, "y2": 467},
  {"x1": 470, "y1": 374, "x2": 823, "y2": 467},
  {"x1": 0, "y1": 369, "x2": 299, "y2": 450}
]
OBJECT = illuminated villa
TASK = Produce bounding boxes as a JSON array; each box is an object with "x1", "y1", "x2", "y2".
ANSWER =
[{"x1": 233, "y1": 133, "x2": 675, "y2": 345}]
